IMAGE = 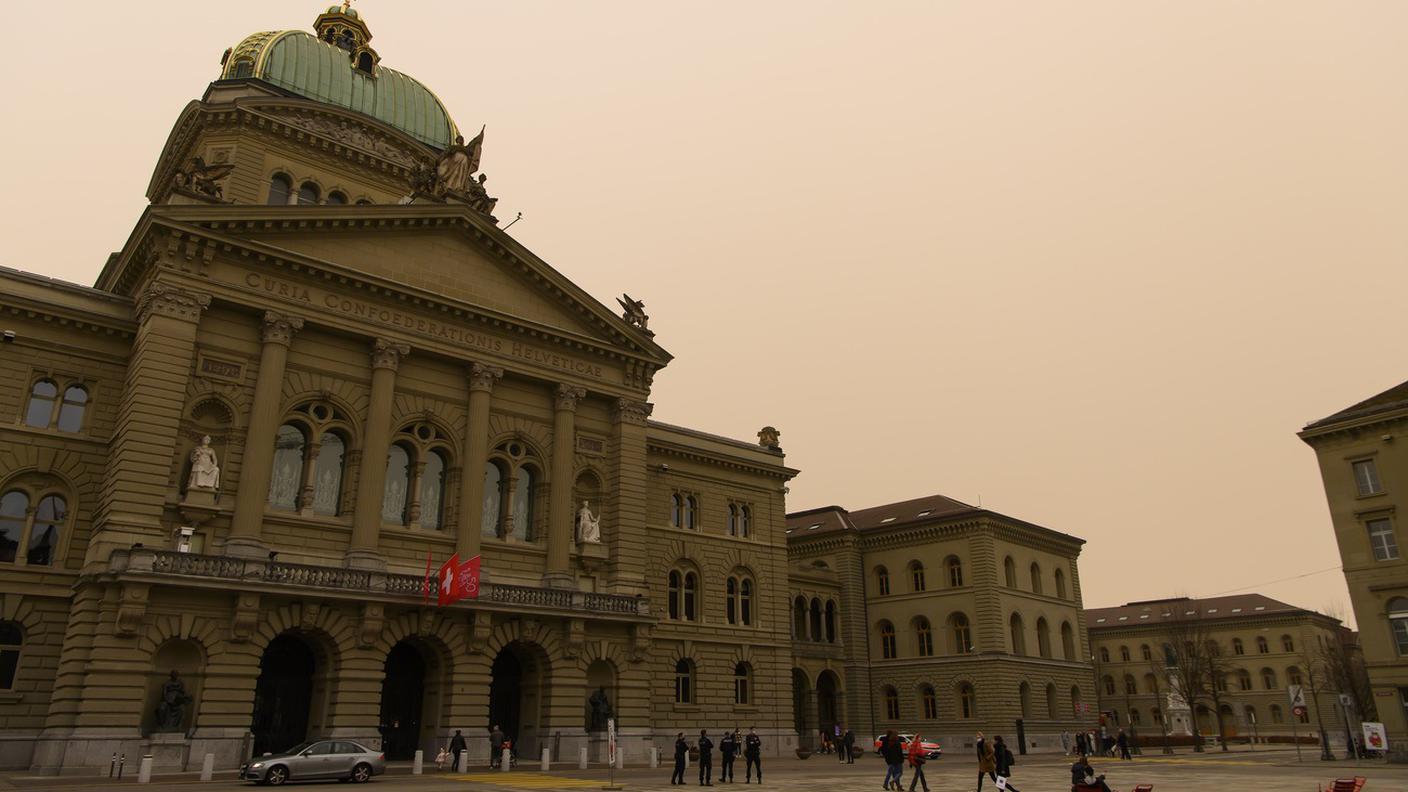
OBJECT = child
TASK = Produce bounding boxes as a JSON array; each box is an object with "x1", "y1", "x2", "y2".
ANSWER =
[{"x1": 435, "y1": 746, "x2": 449, "y2": 770}]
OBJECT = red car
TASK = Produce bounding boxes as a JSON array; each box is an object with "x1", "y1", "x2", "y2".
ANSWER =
[{"x1": 873, "y1": 733, "x2": 942, "y2": 760}]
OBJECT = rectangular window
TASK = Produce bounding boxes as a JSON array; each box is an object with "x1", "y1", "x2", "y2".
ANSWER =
[
  {"x1": 1353, "y1": 459, "x2": 1384, "y2": 497},
  {"x1": 1368, "y1": 518, "x2": 1401, "y2": 561}
]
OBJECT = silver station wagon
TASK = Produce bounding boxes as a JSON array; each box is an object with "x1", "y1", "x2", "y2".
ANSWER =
[{"x1": 240, "y1": 740, "x2": 386, "y2": 785}]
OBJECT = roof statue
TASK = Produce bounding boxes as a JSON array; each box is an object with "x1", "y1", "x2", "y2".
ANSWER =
[
  {"x1": 173, "y1": 156, "x2": 235, "y2": 202},
  {"x1": 757, "y1": 426, "x2": 781, "y2": 452},
  {"x1": 617, "y1": 294, "x2": 651, "y2": 334}
]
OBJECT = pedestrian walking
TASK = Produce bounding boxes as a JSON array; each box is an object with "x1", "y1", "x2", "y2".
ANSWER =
[
  {"x1": 449, "y1": 729, "x2": 467, "y2": 771},
  {"x1": 906, "y1": 732, "x2": 930, "y2": 792},
  {"x1": 1060, "y1": 730, "x2": 1072, "y2": 756},
  {"x1": 1074, "y1": 731, "x2": 1086, "y2": 756},
  {"x1": 720, "y1": 730, "x2": 737, "y2": 783},
  {"x1": 843, "y1": 726, "x2": 856, "y2": 763},
  {"x1": 879, "y1": 730, "x2": 904, "y2": 791},
  {"x1": 993, "y1": 735, "x2": 1020, "y2": 792},
  {"x1": 671, "y1": 732, "x2": 688, "y2": 785},
  {"x1": 1116, "y1": 729, "x2": 1130, "y2": 760},
  {"x1": 744, "y1": 727, "x2": 763, "y2": 784},
  {"x1": 489, "y1": 724, "x2": 504, "y2": 768},
  {"x1": 975, "y1": 732, "x2": 998, "y2": 791},
  {"x1": 698, "y1": 729, "x2": 714, "y2": 786}
]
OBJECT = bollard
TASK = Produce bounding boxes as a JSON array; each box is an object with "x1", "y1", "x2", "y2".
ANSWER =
[
  {"x1": 413, "y1": 749, "x2": 423, "y2": 775},
  {"x1": 458, "y1": 751, "x2": 468, "y2": 773},
  {"x1": 109, "y1": 752, "x2": 117, "y2": 778},
  {"x1": 118, "y1": 753, "x2": 127, "y2": 779},
  {"x1": 615, "y1": 745, "x2": 625, "y2": 769},
  {"x1": 650, "y1": 746, "x2": 659, "y2": 768},
  {"x1": 541, "y1": 746, "x2": 550, "y2": 772},
  {"x1": 578, "y1": 745, "x2": 588, "y2": 769},
  {"x1": 200, "y1": 753, "x2": 214, "y2": 781},
  {"x1": 500, "y1": 747, "x2": 511, "y2": 772},
  {"x1": 137, "y1": 755, "x2": 154, "y2": 784}
]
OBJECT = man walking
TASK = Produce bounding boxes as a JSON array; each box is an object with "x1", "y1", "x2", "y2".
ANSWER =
[
  {"x1": 744, "y1": 727, "x2": 763, "y2": 784},
  {"x1": 448, "y1": 729, "x2": 467, "y2": 772},
  {"x1": 843, "y1": 726, "x2": 855, "y2": 763},
  {"x1": 837, "y1": 724, "x2": 848, "y2": 763},
  {"x1": 879, "y1": 730, "x2": 904, "y2": 790},
  {"x1": 671, "y1": 732, "x2": 688, "y2": 786},
  {"x1": 1116, "y1": 729, "x2": 1130, "y2": 760},
  {"x1": 698, "y1": 729, "x2": 714, "y2": 786},
  {"x1": 975, "y1": 732, "x2": 997, "y2": 791},
  {"x1": 720, "y1": 730, "x2": 738, "y2": 783},
  {"x1": 906, "y1": 732, "x2": 930, "y2": 792},
  {"x1": 992, "y1": 735, "x2": 1020, "y2": 792},
  {"x1": 489, "y1": 724, "x2": 504, "y2": 768}
]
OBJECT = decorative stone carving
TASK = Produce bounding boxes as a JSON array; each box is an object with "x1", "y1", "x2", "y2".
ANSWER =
[
  {"x1": 231, "y1": 593, "x2": 260, "y2": 643},
  {"x1": 115, "y1": 583, "x2": 150, "y2": 637},
  {"x1": 154, "y1": 671, "x2": 190, "y2": 732},
  {"x1": 359, "y1": 602, "x2": 384, "y2": 648},
  {"x1": 299, "y1": 602, "x2": 321, "y2": 631},
  {"x1": 263, "y1": 108, "x2": 416, "y2": 166},
  {"x1": 629, "y1": 623, "x2": 652, "y2": 664},
  {"x1": 466, "y1": 610, "x2": 492, "y2": 654},
  {"x1": 616, "y1": 294, "x2": 650, "y2": 333},
  {"x1": 564, "y1": 618, "x2": 585, "y2": 660},
  {"x1": 577, "y1": 500, "x2": 601, "y2": 544},
  {"x1": 615, "y1": 399, "x2": 653, "y2": 426},
  {"x1": 468, "y1": 362, "x2": 504, "y2": 393},
  {"x1": 417, "y1": 608, "x2": 436, "y2": 637},
  {"x1": 757, "y1": 426, "x2": 782, "y2": 451},
  {"x1": 173, "y1": 156, "x2": 234, "y2": 201},
  {"x1": 370, "y1": 338, "x2": 410, "y2": 371},
  {"x1": 556, "y1": 384, "x2": 586, "y2": 412},
  {"x1": 261, "y1": 311, "x2": 305, "y2": 346},
  {"x1": 187, "y1": 435, "x2": 221, "y2": 490},
  {"x1": 136, "y1": 282, "x2": 211, "y2": 324},
  {"x1": 466, "y1": 173, "x2": 498, "y2": 219}
]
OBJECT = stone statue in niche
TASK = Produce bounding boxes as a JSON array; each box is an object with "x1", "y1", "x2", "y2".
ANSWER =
[
  {"x1": 155, "y1": 670, "x2": 190, "y2": 732},
  {"x1": 187, "y1": 436, "x2": 220, "y2": 490},
  {"x1": 577, "y1": 500, "x2": 601, "y2": 544},
  {"x1": 588, "y1": 686, "x2": 614, "y2": 730}
]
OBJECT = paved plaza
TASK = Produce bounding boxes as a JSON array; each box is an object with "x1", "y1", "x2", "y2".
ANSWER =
[{"x1": 1, "y1": 749, "x2": 1404, "y2": 792}]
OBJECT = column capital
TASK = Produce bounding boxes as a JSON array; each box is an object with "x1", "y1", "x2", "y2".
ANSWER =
[
  {"x1": 555, "y1": 384, "x2": 587, "y2": 412},
  {"x1": 135, "y1": 281, "x2": 211, "y2": 325},
  {"x1": 468, "y1": 363, "x2": 505, "y2": 393},
  {"x1": 261, "y1": 311, "x2": 305, "y2": 346},
  {"x1": 615, "y1": 398, "x2": 653, "y2": 426},
  {"x1": 371, "y1": 338, "x2": 410, "y2": 371}
]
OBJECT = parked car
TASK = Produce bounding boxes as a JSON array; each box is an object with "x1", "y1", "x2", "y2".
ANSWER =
[
  {"x1": 872, "y1": 733, "x2": 942, "y2": 760},
  {"x1": 240, "y1": 740, "x2": 386, "y2": 785}
]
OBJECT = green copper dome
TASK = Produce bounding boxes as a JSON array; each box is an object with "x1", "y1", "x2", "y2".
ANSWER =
[{"x1": 220, "y1": 28, "x2": 457, "y2": 149}]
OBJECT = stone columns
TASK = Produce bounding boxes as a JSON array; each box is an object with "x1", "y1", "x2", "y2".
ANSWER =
[
  {"x1": 544, "y1": 384, "x2": 585, "y2": 588},
  {"x1": 456, "y1": 364, "x2": 502, "y2": 557},
  {"x1": 608, "y1": 399, "x2": 652, "y2": 594},
  {"x1": 227, "y1": 311, "x2": 304, "y2": 557},
  {"x1": 347, "y1": 338, "x2": 408, "y2": 570}
]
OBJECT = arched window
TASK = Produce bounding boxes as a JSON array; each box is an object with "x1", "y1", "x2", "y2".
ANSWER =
[
  {"x1": 728, "y1": 504, "x2": 739, "y2": 536},
  {"x1": 669, "y1": 571, "x2": 682, "y2": 620},
  {"x1": 824, "y1": 600, "x2": 837, "y2": 643},
  {"x1": 1004, "y1": 556, "x2": 1017, "y2": 587},
  {"x1": 381, "y1": 444, "x2": 412, "y2": 523},
  {"x1": 1054, "y1": 568, "x2": 1067, "y2": 599},
  {"x1": 1117, "y1": 645, "x2": 1129, "y2": 662},
  {"x1": 909, "y1": 560, "x2": 926, "y2": 592},
  {"x1": 740, "y1": 505, "x2": 752, "y2": 538},
  {"x1": 24, "y1": 380, "x2": 59, "y2": 429},
  {"x1": 1099, "y1": 647, "x2": 1110, "y2": 663},
  {"x1": 55, "y1": 385, "x2": 87, "y2": 432},
  {"x1": 1281, "y1": 635, "x2": 1295, "y2": 653},
  {"x1": 0, "y1": 622, "x2": 21, "y2": 690},
  {"x1": 1129, "y1": 709, "x2": 1141, "y2": 725},
  {"x1": 1141, "y1": 644, "x2": 1152, "y2": 661},
  {"x1": 355, "y1": 198, "x2": 373, "y2": 205},
  {"x1": 1046, "y1": 683, "x2": 1059, "y2": 719},
  {"x1": 1237, "y1": 669, "x2": 1253, "y2": 691},
  {"x1": 1009, "y1": 613, "x2": 1026, "y2": 656},
  {"x1": 883, "y1": 686, "x2": 900, "y2": 720},
  {"x1": 951, "y1": 612, "x2": 973, "y2": 654},
  {"x1": 684, "y1": 496, "x2": 698, "y2": 529},
  {"x1": 1036, "y1": 618, "x2": 1052, "y2": 658},
  {"x1": 1256, "y1": 636, "x2": 1269, "y2": 654},
  {"x1": 1144, "y1": 673, "x2": 1159, "y2": 694},
  {"x1": 297, "y1": 181, "x2": 320, "y2": 205},
  {"x1": 875, "y1": 566, "x2": 890, "y2": 596},
  {"x1": 311, "y1": 432, "x2": 346, "y2": 516},
  {"x1": 510, "y1": 468, "x2": 535, "y2": 540},
  {"x1": 267, "y1": 173, "x2": 292, "y2": 205},
  {"x1": 734, "y1": 662, "x2": 752, "y2": 705},
  {"x1": 325, "y1": 191, "x2": 348, "y2": 205},
  {"x1": 1269, "y1": 704, "x2": 1284, "y2": 724},
  {"x1": 1070, "y1": 685, "x2": 1083, "y2": 715},
  {"x1": 482, "y1": 462, "x2": 504, "y2": 537},
  {"x1": 725, "y1": 579, "x2": 737, "y2": 626},
  {"x1": 1232, "y1": 638, "x2": 1245, "y2": 656},
  {"x1": 1019, "y1": 681, "x2": 1032, "y2": 719},
  {"x1": 879, "y1": 621, "x2": 897, "y2": 659},
  {"x1": 1261, "y1": 668, "x2": 1277, "y2": 690},
  {"x1": 683, "y1": 572, "x2": 698, "y2": 621},
  {"x1": 418, "y1": 449, "x2": 447, "y2": 530},
  {"x1": 269, "y1": 424, "x2": 307, "y2": 510},
  {"x1": 674, "y1": 659, "x2": 694, "y2": 704},
  {"x1": 1029, "y1": 562, "x2": 1043, "y2": 594},
  {"x1": 809, "y1": 598, "x2": 822, "y2": 639},
  {"x1": 1287, "y1": 666, "x2": 1303, "y2": 686},
  {"x1": 1152, "y1": 707, "x2": 1164, "y2": 725},
  {"x1": 957, "y1": 682, "x2": 976, "y2": 719},
  {"x1": 1390, "y1": 598, "x2": 1408, "y2": 656},
  {"x1": 946, "y1": 556, "x2": 964, "y2": 587},
  {"x1": 916, "y1": 617, "x2": 934, "y2": 657},
  {"x1": 0, "y1": 492, "x2": 27, "y2": 564},
  {"x1": 483, "y1": 440, "x2": 537, "y2": 540},
  {"x1": 920, "y1": 684, "x2": 937, "y2": 719},
  {"x1": 792, "y1": 596, "x2": 807, "y2": 639},
  {"x1": 740, "y1": 578, "x2": 753, "y2": 626},
  {"x1": 1061, "y1": 622, "x2": 1076, "y2": 660},
  {"x1": 357, "y1": 52, "x2": 374, "y2": 74},
  {"x1": 670, "y1": 494, "x2": 683, "y2": 528},
  {"x1": 0, "y1": 490, "x2": 65, "y2": 567},
  {"x1": 232, "y1": 59, "x2": 254, "y2": 79},
  {"x1": 1244, "y1": 704, "x2": 1258, "y2": 727},
  {"x1": 727, "y1": 575, "x2": 754, "y2": 626},
  {"x1": 1124, "y1": 674, "x2": 1137, "y2": 695},
  {"x1": 1102, "y1": 675, "x2": 1116, "y2": 696}
]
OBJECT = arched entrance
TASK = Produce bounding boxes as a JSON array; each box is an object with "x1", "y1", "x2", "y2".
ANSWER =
[
  {"x1": 791, "y1": 669, "x2": 813, "y2": 749},
  {"x1": 379, "y1": 642, "x2": 425, "y2": 760},
  {"x1": 817, "y1": 670, "x2": 841, "y2": 741},
  {"x1": 251, "y1": 634, "x2": 317, "y2": 756},
  {"x1": 489, "y1": 641, "x2": 548, "y2": 757}
]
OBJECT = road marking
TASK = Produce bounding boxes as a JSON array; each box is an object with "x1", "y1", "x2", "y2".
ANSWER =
[{"x1": 455, "y1": 771, "x2": 605, "y2": 788}]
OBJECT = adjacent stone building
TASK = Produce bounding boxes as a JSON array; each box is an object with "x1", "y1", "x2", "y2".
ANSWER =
[
  {"x1": 1301, "y1": 380, "x2": 1408, "y2": 753},
  {"x1": 785, "y1": 494, "x2": 1095, "y2": 754},
  {"x1": 0, "y1": 5, "x2": 802, "y2": 774}
]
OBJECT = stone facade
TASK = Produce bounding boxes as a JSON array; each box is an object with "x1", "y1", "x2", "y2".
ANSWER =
[
  {"x1": 785, "y1": 495, "x2": 1095, "y2": 756},
  {"x1": 0, "y1": 6, "x2": 801, "y2": 775}
]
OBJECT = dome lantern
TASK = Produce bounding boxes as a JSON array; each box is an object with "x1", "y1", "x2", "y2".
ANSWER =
[{"x1": 313, "y1": 1, "x2": 379, "y2": 75}]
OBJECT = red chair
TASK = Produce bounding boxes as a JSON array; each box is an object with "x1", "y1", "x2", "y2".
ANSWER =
[{"x1": 1318, "y1": 778, "x2": 1365, "y2": 792}]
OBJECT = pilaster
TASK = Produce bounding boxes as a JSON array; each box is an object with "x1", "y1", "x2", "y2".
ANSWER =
[
  {"x1": 543, "y1": 384, "x2": 584, "y2": 588},
  {"x1": 608, "y1": 399, "x2": 652, "y2": 594},
  {"x1": 346, "y1": 338, "x2": 408, "y2": 570},
  {"x1": 456, "y1": 363, "x2": 502, "y2": 558}
]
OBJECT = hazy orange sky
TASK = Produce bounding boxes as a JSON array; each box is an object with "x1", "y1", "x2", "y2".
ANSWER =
[{"x1": 6, "y1": 2, "x2": 1407, "y2": 624}]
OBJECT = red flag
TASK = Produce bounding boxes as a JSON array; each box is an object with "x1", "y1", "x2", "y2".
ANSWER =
[
  {"x1": 459, "y1": 555, "x2": 482, "y2": 600},
  {"x1": 421, "y1": 550, "x2": 434, "y2": 604},
  {"x1": 436, "y1": 553, "x2": 461, "y2": 607}
]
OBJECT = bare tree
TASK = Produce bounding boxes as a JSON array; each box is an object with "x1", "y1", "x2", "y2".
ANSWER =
[
  {"x1": 1318, "y1": 629, "x2": 1377, "y2": 722},
  {"x1": 1202, "y1": 638, "x2": 1234, "y2": 751},
  {"x1": 1156, "y1": 608, "x2": 1216, "y2": 753},
  {"x1": 1141, "y1": 656, "x2": 1175, "y2": 755},
  {"x1": 1299, "y1": 646, "x2": 1336, "y2": 760}
]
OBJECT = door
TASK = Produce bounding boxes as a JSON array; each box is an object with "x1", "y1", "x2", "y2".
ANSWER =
[{"x1": 1015, "y1": 719, "x2": 1027, "y2": 755}]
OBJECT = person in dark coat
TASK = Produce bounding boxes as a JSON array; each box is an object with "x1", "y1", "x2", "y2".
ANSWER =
[
  {"x1": 879, "y1": 730, "x2": 904, "y2": 791},
  {"x1": 672, "y1": 732, "x2": 688, "y2": 785},
  {"x1": 720, "y1": 730, "x2": 738, "y2": 783},
  {"x1": 489, "y1": 725, "x2": 504, "y2": 768},
  {"x1": 744, "y1": 727, "x2": 763, "y2": 783},
  {"x1": 1075, "y1": 731, "x2": 1088, "y2": 756},
  {"x1": 842, "y1": 727, "x2": 856, "y2": 763},
  {"x1": 975, "y1": 732, "x2": 998, "y2": 791},
  {"x1": 1070, "y1": 755, "x2": 1112, "y2": 792},
  {"x1": 448, "y1": 730, "x2": 467, "y2": 772},
  {"x1": 1116, "y1": 729, "x2": 1130, "y2": 760},
  {"x1": 698, "y1": 729, "x2": 714, "y2": 786},
  {"x1": 992, "y1": 735, "x2": 1020, "y2": 792}
]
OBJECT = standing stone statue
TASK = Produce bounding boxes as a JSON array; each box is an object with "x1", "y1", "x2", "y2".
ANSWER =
[
  {"x1": 188, "y1": 436, "x2": 220, "y2": 490},
  {"x1": 588, "y1": 687, "x2": 613, "y2": 731},
  {"x1": 434, "y1": 127, "x2": 484, "y2": 196},
  {"x1": 577, "y1": 500, "x2": 602, "y2": 544},
  {"x1": 155, "y1": 670, "x2": 190, "y2": 732}
]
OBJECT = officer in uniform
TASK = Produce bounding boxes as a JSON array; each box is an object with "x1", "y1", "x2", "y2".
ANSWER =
[
  {"x1": 744, "y1": 727, "x2": 763, "y2": 784},
  {"x1": 719, "y1": 730, "x2": 738, "y2": 783},
  {"x1": 698, "y1": 729, "x2": 715, "y2": 786},
  {"x1": 671, "y1": 732, "x2": 688, "y2": 785}
]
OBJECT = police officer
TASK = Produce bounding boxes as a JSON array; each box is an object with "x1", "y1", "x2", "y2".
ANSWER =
[
  {"x1": 671, "y1": 732, "x2": 688, "y2": 785},
  {"x1": 698, "y1": 729, "x2": 714, "y2": 786},
  {"x1": 719, "y1": 730, "x2": 738, "y2": 783},
  {"x1": 744, "y1": 727, "x2": 762, "y2": 784}
]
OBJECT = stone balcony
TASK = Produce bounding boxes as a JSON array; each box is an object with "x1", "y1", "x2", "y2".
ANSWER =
[{"x1": 104, "y1": 548, "x2": 651, "y2": 620}]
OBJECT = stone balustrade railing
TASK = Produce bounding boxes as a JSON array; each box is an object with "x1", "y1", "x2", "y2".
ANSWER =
[{"x1": 109, "y1": 549, "x2": 649, "y2": 617}]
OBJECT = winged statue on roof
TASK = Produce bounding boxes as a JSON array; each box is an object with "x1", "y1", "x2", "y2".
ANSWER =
[
  {"x1": 617, "y1": 294, "x2": 650, "y2": 332},
  {"x1": 175, "y1": 156, "x2": 235, "y2": 201}
]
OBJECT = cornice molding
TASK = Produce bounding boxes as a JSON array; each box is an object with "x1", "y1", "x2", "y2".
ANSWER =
[{"x1": 646, "y1": 439, "x2": 797, "y2": 481}]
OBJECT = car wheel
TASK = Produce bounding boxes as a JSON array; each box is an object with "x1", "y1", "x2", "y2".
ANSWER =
[
  {"x1": 351, "y1": 763, "x2": 373, "y2": 783},
  {"x1": 266, "y1": 765, "x2": 288, "y2": 786}
]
